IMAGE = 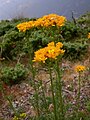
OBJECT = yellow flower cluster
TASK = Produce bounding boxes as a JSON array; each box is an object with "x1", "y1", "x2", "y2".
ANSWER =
[
  {"x1": 13, "y1": 116, "x2": 18, "y2": 120},
  {"x1": 16, "y1": 21, "x2": 35, "y2": 32},
  {"x1": 13, "y1": 113, "x2": 26, "y2": 120},
  {"x1": 75, "y1": 65, "x2": 86, "y2": 72},
  {"x1": 20, "y1": 113, "x2": 26, "y2": 118},
  {"x1": 88, "y1": 33, "x2": 90, "y2": 39},
  {"x1": 33, "y1": 42, "x2": 65, "y2": 63},
  {"x1": 17, "y1": 14, "x2": 66, "y2": 32}
]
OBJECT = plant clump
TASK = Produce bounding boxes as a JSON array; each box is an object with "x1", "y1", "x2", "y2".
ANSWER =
[{"x1": 0, "y1": 63, "x2": 28, "y2": 85}]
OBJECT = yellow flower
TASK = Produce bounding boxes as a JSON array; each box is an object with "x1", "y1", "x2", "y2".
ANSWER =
[
  {"x1": 46, "y1": 46, "x2": 57, "y2": 59},
  {"x1": 20, "y1": 113, "x2": 26, "y2": 118},
  {"x1": 88, "y1": 33, "x2": 90, "y2": 39},
  {"x1": 33, "y1": 42, "x2": 65, "y2": 63},
  {"x1": 47, "y1": 42, "x2": 65, "y2": 58},
  {"x1": 48, "y1": 42, "x2": 55, "y2": 47},
  {"x1": 56, "y1": 42, "x2": 63, "y2": 48},
  {"x1": 13, "y1": 116, "x2": 19, "y2": 120},
  {"x1": 33, "y1": 47, "x2": 47, "y2": 63},
  {"x1": 59, "y1": 49, "x2": 65, "y2": 54},
  {"x1": 75, "y1": 65, "x2": 86, "y2": 72}
]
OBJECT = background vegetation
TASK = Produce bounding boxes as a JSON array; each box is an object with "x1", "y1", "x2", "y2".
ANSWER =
[{"x1": 0, "y1": 12, "x2": 90, "y2": 61}]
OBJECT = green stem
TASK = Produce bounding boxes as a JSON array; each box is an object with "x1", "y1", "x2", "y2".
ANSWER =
[
  {"x1": 29, "y1": 55, "x2": 40, "y2": 118},
  {"x1": 1, "y1": 86, "x2": 17, "y2": 116},
  {"x1": 6, "y1": 96, "x2": 17, "y2": 115},
  {"x1": 41, "y1": 81, "x2": 49, "y2": 113},
  {"x1": 55, "y1": 60, "x2": 64, "y2": 120},
  {"x1": 77, "y1": 72, "x2": 81, "y2": 110},
  {"x1": 78, "y1": 72, "x2": 81, "y2": 99},
  {"x1": 48, "y1": 65, "x2": 57, "y2": 120}
]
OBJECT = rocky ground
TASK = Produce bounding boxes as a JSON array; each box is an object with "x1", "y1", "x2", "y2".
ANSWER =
[{"x1": 0, "y1": 57, "x2": 90, "y2": 120}]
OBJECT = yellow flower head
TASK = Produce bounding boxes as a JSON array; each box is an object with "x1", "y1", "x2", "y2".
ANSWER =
[
  {"x1": 33, "y1": 47, "x2": 47, "y2": 63},
  {"x1": 88, "y1": 33, "x2": 90, "y2": 39},
  {"x1": 20, "y1": 113, "x2": 26, "y2": 118},
  {"x1": 33, "y1": 42, "x2": 65, "y2": 63},
  {"x1": 13, "y1": 116, "x2": 19, "y2": 120},
  {"x1": 46, "y1": 46, "x2": 58, "y2": 59},
  {"x1": 75, "y1": 65, "x2": 86, "y2": 72},
  {"x1": 47, "y1": 42, "x2": 55, "y2": 47},
  {"x1": 56, "y1": 42, "x2": 63, "y2": 48}
]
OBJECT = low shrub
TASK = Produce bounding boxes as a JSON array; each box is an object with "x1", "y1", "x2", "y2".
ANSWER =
[
  {"x1": 60, "y1": 21, "x2": 87, "y2": 41},
  {"x1": 63, "y1": 42, "x2": 88, "y2": 60},
  {"x1": 0, "y1": 63, "x2": 28, "y2": 85},
  {"x1": 0, "y1": 31, "x2": 25, "y2": 59}
]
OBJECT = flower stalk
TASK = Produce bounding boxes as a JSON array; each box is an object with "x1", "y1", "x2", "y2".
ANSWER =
[
  {"x1": 48, "y1": 63, "x2": 57, "y2": 120},
  {"x1": 1, "y1": 84, "x2": 18, "y2": 116},
  {"x1": 75, "y1": 65, "x2": 86, "y2": 111},
  {"x1": 40, "y1": 81, "x2": 49, "y2": 113},
  {"x1": 55, "y1": 60, "x2": 64, "y2": 120},
  {"x1": 78, "y1": 72, "x2": 81, "y2": 101},
  {"x1": 29, "y1": 58, "x2": 40, "y2": 118}
]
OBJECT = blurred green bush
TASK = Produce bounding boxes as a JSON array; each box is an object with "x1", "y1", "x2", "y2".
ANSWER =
[{"x1": 0, "y1": 63, "x2": 28, "y2": 85}]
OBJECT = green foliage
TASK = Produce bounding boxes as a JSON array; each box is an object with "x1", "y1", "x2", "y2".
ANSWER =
[
  {"x1": 63, "y1": 41, "x2": 88, "y2": 60},
  {"x1": 86, "y1": 101, "x2": 90, "y2": 112},
  {"x1": 0, "y1": 21, "x2": 13, "y2": 36},
  {"x1": 66, "y1": 112, "x2": 90, "y2": 120},
  {"x1": 0, "y1": 30, "x2": 25, "y2": 58},
  {"x1": 0, "y1": 63, "x2": 28, "y2": 85},
  {"x1": 60, "y1": 21, "x2": 88, "y2": 41},
  {"x1": 77, "y1": 12, "x2": 90, "y2": 28}
]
